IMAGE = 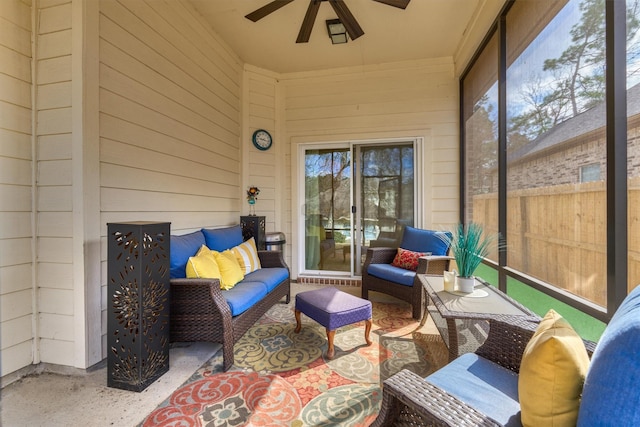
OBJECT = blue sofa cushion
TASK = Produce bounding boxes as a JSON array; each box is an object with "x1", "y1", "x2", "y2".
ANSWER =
[
  {"x1": 577, "y1": 285, "x2": 640, "y2": 426},
  {"x1": 222, "y1": 282, "x2": 269, "y2": 316},
  {"x1": 427, "y1": 353, "x2": 521, "y2": 427},
  {"x1": 244, "y1": 267, "x2": 289, "y2": 293},
  {"x1": 400, "y1": 226, "x2": 451, "y2": 256},
  {"x1": 202, "y1": 225, "x2": 244, "y2": 252},
  {"x1": 367, "y1": 263, "x2": 416, "y2": 287},
  {"x1": 170, "y1": 230, "x2": 206, "y2": 279}
]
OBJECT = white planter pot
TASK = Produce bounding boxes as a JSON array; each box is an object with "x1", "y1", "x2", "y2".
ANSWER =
[{"x1": 457, "y1": 276, "x2": 475, "y2": 293}]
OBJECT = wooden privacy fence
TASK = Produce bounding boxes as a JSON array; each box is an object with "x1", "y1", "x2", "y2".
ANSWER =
[{"x1": 473, "y1": 177, "x2": 640, "y2": 307}]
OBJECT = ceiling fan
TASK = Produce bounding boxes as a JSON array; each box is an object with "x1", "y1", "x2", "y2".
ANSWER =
[{"x1": 245, "y1": 0, "x2": 411, "y2": 43}]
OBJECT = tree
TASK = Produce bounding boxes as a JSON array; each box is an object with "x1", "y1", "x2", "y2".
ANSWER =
[{"x1": 509, "y1": 0, "x2": 640, "y2": 143}]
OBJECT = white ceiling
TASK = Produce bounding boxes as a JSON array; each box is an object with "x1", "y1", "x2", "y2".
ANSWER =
[{"x1": 189, "y1": 0, "x2": 501, "y2": 74}]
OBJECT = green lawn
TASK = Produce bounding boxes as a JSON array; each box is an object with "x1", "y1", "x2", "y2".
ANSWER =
[{"x1": 475, "y1": 264, "x2": 606, "y2": 342}]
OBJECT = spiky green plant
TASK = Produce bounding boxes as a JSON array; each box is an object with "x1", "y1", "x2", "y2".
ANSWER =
[{"x1": 439, "y1": 223, "x2": 499, "y2": 278}]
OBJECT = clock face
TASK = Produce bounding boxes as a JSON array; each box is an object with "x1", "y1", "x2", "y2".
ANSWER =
[{"x1": 252, "y1": 129, "x2": 272, "y2": 150}]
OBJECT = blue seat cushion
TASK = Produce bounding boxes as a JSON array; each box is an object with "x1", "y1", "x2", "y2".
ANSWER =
[
  {"x1": 400, "y1": 226, "x2": 451, "y2": 256},
  {"x1": 367, "y1": 263, "x2": 416, "y2": 287},
  {"x1": 244, "y1": 267, "x2": 289, "y2": 293},
  {"x1": 427, "y1": 353, "x2": 521, "y2": 427},
  {"x1": 578, "y1": 285, "x2": 640, "y2": 426},
  {"x1": 222, "y1": 281, "x2": 268, "y2": 317},
  {"x1": 202, "y1": 225, "x2": 244, "y2": 252},
  {"x1": 170, "y1": 230, "x2": 206, "y2": 279}
]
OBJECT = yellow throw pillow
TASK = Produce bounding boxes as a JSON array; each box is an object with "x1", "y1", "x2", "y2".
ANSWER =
[
  {"x1": 186, "y1": 245, "x2": 221, "y2": 280},
  {"x1": 213, "y1": 249, "x2": 245, "y2": 290},
  {"x1": 519, "y1": 309, "x2": 590, "y2": 427},
  {"x1": 232, "y1": 237, "x2": 262, "y2": 275}
]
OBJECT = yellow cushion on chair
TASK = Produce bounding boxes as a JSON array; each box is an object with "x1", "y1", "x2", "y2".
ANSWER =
[{"x1": 519, "y1": 309, "x2": 590, "y2": 427}]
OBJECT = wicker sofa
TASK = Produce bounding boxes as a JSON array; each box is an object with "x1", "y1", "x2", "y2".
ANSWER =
[
  {"x1": 169, "y1": 225, "x2": 290, "y2": 371},
  {"x1": 371, "y1": 285, "x2": 640, "y2": 426}
]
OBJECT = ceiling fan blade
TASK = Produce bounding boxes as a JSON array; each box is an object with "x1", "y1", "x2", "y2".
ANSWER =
[
  {"x1": 245, "y1": 0, "x2": 295, "y2": 22},
  {"x1": 328, "y1": 0, "x2": 364, "y2": 41},
  {"x1": 296, "y1": 0, "x2": 322, "y2": 43},
  {"x1": 372, "y1": 0, "x2": 410, "y2": 9}
]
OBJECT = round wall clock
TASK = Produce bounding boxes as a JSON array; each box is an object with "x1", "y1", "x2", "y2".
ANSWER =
[{"x1": 252, "y1": 129, "x2": 273, "y2": 151}]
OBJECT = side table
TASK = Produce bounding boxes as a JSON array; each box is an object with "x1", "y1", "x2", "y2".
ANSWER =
[
  {"x1": 240, "y1": 215, "x2": 265, "y2": 249},
  {"x1": 419, "y1": 274, "x2": 539, "y2": 362}
]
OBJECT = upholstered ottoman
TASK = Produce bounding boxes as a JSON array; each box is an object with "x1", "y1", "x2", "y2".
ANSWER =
[{"x1": 294, "y1": 287, "x2": 372, "y2": 359}]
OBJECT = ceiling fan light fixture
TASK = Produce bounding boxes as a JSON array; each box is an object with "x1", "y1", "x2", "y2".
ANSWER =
[{"x1": 326, "y1": 19, "x2": 348, "y2": 44}]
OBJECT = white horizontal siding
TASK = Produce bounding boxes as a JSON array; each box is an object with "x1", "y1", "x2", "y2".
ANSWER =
[
  {"x1": 0, "y1": 0, "x2": 34, "y2": 376},
  {"x1": 244, "y1": 69, "x2": 278, "y2": 233},
  {"x1": 98, "y1": 0, "x2": 242, "y2": 359},
  {"x1": 0, "y1": 289, "x2": 32, "y2": 322},
  {"x1": 33, "y1": 0, "x2": 75, "y2": 369},
  {"x1": 37, "y1": 263, "x2": 72, "y2": 290},
  {"x1": 39, "y1": 313, "x2": 73, "y2": 341},
  {"x1": 38, "y1": 338, "x2": 73, "y2": 366}
]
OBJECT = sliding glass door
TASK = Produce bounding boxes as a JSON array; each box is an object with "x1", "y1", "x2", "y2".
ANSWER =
[
  {"x1": 304, "y1": 148, "x2": 351, "y2": 271},
  {"x1": 301, "y1": 140, "x2": 417, "y2": 277}
]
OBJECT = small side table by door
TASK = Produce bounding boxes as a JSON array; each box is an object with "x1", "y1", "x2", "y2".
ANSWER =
[{"x1": 240, "y1": 215, "x2": 266, "y2": 250}]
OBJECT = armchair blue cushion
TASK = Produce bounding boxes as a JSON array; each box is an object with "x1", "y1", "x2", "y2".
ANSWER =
[
  {"x1": 427, "y1": 353, "x2": 521, "y2": 427},
  {"x1": 400, "y1": 226, "x2": 451, "y2": 255},
  {"x1": 366, "y1": 264, "x2": 416, "y2": 287}
]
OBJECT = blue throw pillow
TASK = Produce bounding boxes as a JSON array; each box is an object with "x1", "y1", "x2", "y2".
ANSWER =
[
  {"x1": 202, "y1": 225, "x2": 244, "y2": 252},
  {"x1": 170, "y1": 230, "x2": 206, "y2": 278},
  {"x1": 400, "y1": 226, "x2": 451, "y2": 255},
  {"x1": 577, "y1": 285, "x2": 640, "y2": 426}
]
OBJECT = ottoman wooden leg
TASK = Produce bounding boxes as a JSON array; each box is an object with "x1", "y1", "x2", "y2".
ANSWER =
[
  {"x1": 326, "y1": 329, "x2": 336, "y2": 359},
  {"x1": 364, "y1": 319, "x2": 372, "y2": 346},
  {"x1": 294, "y1": 309, "x2": 302, "y2": 333}
]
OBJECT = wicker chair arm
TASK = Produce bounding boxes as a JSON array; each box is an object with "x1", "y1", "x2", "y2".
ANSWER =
[
  {"x1": 374, "y1": 369, "x2": 500, "y2": 427},
  {"x1": 257, "y1": 250, "x2": 288, "y2": 268},
  {"x1": 171, "y1": 279, "x2": 231, "y2": 317},
  {"x1": 416, "y1": 255, "x2": 454, "y2": 275},
  {"x1": 475, "y1": 314, "x2": 597, "y2": 372},
  {"x1": 363, "y1": 247, "x2": 397, "y2": 267},
  {"x1": 473, "y1": 315, "x2": 541, "y2": 373}
]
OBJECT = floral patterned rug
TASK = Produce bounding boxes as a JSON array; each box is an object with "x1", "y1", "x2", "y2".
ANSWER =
[{"x1": 141, "y1": 295, "x2": 448, "y2": 427}]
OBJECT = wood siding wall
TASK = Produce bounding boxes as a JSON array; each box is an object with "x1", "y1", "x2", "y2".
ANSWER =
[
  {"x1": 98, "y1": 0, "x2": 243, "y2": 357},
  {"x1": 281, "y1": 59, "x2": 460, "y2": 275},
  {"x1": 0, "y1": 0, "x2": 34, "y2": 377},
  {"x1": 242, "y1": 66, "x2": 286, "y2": 254},
  {"x1": 36, "y1": 0, "x2": 74, "y2": 368}
]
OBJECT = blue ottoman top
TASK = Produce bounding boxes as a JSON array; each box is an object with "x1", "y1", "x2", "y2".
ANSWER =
[{"x1": 295, "y1": 287, "x2": 372, "y2": 331}]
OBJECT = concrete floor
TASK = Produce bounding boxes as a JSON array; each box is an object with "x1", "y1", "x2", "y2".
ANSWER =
[
  {"x1": 0, "y1": 283, "x2": 402, "y2": 427},
  {"x1": 0, "y1": 342, "x2": 219, "y2": 427}
]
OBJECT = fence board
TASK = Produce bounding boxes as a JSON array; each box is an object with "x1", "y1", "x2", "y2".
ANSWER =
[{"x1": 472, "y1": 180, "x2": 640, "y2": 307}]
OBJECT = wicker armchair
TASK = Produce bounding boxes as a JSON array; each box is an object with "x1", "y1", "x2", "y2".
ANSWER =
[
  {"x1": 362, "y1": 249, "x2": 451, "y2": 319},
  {"x1": 362, "y1": 226, "x2": 452, "y2": 319},
  {"x1": 170, "y1": 250, "x2": 290, "y2": 371},
  {"x1": 371, "y1": 314, "x2": 598, "y2": 427}
]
